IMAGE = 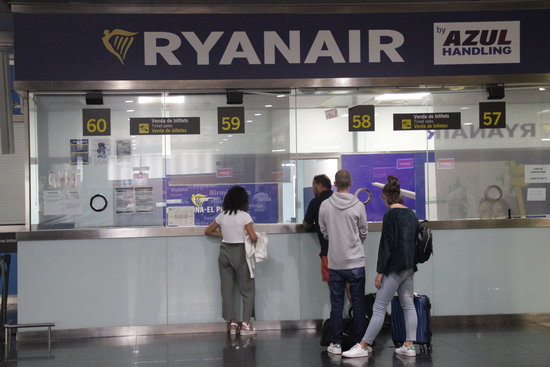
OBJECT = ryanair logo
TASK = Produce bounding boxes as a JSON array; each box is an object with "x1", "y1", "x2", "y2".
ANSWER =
[
  {"x1": 102, "y1": 29, "x2": 138, "y2": 65},
  {"x1": 191, "y1": 194, "x2": 210, "y2": 208}
]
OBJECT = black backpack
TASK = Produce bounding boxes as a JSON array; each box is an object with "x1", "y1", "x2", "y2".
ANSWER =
[{"x1": 415, "y1": 220, "x2": 433, "y2": 264}]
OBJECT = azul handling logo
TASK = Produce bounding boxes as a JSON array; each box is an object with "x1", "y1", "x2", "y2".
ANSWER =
[{"x1": 433, "y1": 21, "x2": 520, "y2": 65}]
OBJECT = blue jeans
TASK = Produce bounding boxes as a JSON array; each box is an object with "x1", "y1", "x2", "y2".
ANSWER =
[{"x1": 328, "y1": 267, "x2": 366, "y2": 345}]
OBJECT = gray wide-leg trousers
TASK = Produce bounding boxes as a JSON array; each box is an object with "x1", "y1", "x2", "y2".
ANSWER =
[{"x1": 218, "y1": 242, "x2": 255, "y2": 321}]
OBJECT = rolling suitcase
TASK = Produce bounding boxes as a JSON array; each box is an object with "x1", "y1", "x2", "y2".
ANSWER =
[{"x1": 391, "y1": 294, "x2": 432, "y2": 353}]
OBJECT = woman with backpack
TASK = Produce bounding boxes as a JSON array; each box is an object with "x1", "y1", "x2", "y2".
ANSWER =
[{"x1": 342, "y1": 176, "x2": 418, "y2": 358}]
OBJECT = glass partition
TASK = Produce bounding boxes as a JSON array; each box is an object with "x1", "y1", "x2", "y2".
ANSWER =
[
  {"x1": 29, "y1": 90, "x2": 292, "y2": 230},
  {"x1": 28, "y1": 85, "x2": 550, "y2": 229},
  {"x1": 432, "y1": 87, "x2": 550, "y2": 220}
]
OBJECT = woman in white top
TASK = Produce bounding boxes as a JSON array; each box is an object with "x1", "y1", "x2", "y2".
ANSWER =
[{"x1": 205, "y1": 186, "x2": 258, "y2": 335}]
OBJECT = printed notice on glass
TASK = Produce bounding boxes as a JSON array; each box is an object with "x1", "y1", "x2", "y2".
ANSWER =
[
  {"x1": 43, "y1": 190, "x2": 64, "y2": 215},
  {"x1": 115, "y1": 187, "x2": 136, "y2": 214},
  {"x1": 527, "y1": 188, "x2": 546, "y2": 202},
  {"x1": 525, "y1": 165, "x2": 550, "y2": 183},
  {"x1": 70, "y1": 139, "x2": 89, "y2": 165},
  {"x1": 135, "y1": 187, "x2": 154, "y2": 213},
  {"x1": 64, "y1": 189, "x2": 82, "y2": 215},
  {"x1": 91, "y1": 138, "x2": 111, "y2": 164},
  {"x1": 167, "y1": 206, "x2": 195, "y2": 226}
]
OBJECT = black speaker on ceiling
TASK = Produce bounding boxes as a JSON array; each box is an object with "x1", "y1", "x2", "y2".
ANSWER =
[
  {"x1": 226, "y1": 91, "x2": 243, "y2": 105},
  {"x1": 487, "y1": 85, "x2": 505, "y2": 100},
  {"x1": 85, "y1": 91, "x2": 103, "y2": 105}
]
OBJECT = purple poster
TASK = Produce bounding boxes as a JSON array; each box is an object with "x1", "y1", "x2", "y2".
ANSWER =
[
  {"x1": 165, "y1": 180, "x2": 278, "y2": 225},
  {"x1": 342, "y1": 153, "x2": 428, "y2": 221}
]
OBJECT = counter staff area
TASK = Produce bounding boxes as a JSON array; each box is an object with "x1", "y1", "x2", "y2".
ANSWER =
[{"x1": 0, "y1": 0, "x2": 549, "y2": 366}]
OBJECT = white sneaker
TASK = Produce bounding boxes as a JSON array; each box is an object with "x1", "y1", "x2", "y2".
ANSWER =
[
  {"x1": 342, "y1": 343, "x2": 369, "y2": 358},
  {"x1": 327, "y1": 343, "x2": 342, "y2": 355},
  {"x1": 395, "y1": 344, "x2": 416, "y2": 357}
]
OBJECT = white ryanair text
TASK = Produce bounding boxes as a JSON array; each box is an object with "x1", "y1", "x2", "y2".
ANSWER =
[{"x1": 143, "y1": 30, "x2": 405, "y2": 65}]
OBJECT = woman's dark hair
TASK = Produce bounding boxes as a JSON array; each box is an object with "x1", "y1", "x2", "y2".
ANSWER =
[
  {"x1": 382, "y1": 176, "x2": 403, "y2": 205},
  {"x1": 222, "y1": 186, "x2": 249, "y2": 215}
]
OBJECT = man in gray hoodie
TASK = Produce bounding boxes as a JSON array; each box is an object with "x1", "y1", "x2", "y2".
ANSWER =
[{"x1": 319, "y1": 169, "x2": 368, "y2": 355}]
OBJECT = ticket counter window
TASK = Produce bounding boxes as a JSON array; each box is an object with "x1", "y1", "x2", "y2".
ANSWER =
[
  {"x1": 293, "y1": 86, "x2": 550, "y2": 222},
  {"x1": 27, "y1": 85, "x2": 550, "y2": 230},
  {"x1": 28, "y1": 91, "x2": 293, "y2": 230}
]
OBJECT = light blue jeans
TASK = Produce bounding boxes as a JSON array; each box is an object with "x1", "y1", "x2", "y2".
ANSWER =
[{"x1": 362, "y1": 269, "x2": 417, "y2": 344}]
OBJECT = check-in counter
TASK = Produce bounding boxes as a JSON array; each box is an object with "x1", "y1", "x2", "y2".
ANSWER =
[{"x1": 16, "y1": 219, "x2": 550, "y2": 337}]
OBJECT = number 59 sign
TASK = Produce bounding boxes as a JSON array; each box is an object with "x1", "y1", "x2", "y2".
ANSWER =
[
  {"x1": 218, "y1": 106, "x2": 245, "y2": 134},
  {"x1": 83, "y1": 108, "x2": 111, "y2": 136},
  {"x1": 479, "y1": 102, "x2": 506, "y2": 129},
  {"x1": 349, "y1": 105, "x2": 375, "y2": 132}
]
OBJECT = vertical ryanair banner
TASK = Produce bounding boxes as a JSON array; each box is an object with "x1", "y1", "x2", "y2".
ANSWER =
[{"x1": 13, "y1": 10, "x2": 549, "y2": 82}]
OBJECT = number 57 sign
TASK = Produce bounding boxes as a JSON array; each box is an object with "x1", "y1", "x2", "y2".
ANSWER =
[
  {"x1": 83, "y1": 108, "x2": 111, "y2": 136},
  {"x1": 479, "y1": 102, "x2": 506, "y2": 129}
]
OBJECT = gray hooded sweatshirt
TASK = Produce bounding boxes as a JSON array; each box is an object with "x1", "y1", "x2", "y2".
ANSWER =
[{"x1": 319, "y1": 191, "x2": 368, "y2": 270}]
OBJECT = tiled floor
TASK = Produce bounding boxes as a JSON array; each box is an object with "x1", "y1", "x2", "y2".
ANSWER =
[{"x1": 2, "y1": 322, "x2": 550, "y2": 366}]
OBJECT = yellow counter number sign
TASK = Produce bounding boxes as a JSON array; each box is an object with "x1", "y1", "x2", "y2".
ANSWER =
[
  {"x1": 86, "y1": 118, "x2": 108, "y2": 133},
  {"x1": 351, "y1": 114, "x2": 372, "y2": 129},
  {"x1": 221, "y1": 116, "x2": 241, "y2": 131},
  {"x1": 218, "y1": 106, "x2": 245, "y2": 134},
  {"x1": 83, "y1": 108, "x2": 111, "y2": 136},
  {"x1": 349, "y1": 105, "x2": 375, "y2": 132},
  {"x1": 479, "y1": 102, "x2": 506, "y2": 129},
  {"x1": 482, "y1": 112, "x2": 502, "y2": 126}
]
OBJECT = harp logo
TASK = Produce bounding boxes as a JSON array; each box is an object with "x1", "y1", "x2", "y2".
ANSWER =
[
  {"x1": 191, "y1": 194, "x2": 210, "y2": 208},
  {"x1": 102, "y1": 29, "x2": 138, "y2": 65}
]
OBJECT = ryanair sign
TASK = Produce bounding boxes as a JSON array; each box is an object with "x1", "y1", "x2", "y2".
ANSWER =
[{"x1": 13, "y1": 11, "x2": 549, "y2": 81}]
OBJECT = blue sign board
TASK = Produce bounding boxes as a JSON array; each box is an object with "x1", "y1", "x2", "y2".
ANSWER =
[
  {"x1": 342, "y1": 153, "x2": 432, "y2": 221},
  {"x1": 13, "y1": 10, "x2": 549, "y2": 81},
  {"x1": 165, "y1": 181, "x2": 279, "y2": 225}
]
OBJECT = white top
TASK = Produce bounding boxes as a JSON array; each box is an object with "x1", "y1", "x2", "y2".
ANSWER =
[{"x1": 215, "y1": 210, "x2": 254, "y2": 243}]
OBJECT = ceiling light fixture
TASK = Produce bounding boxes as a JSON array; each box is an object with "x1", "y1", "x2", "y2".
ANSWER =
[{"x1": 374, "y1": 92, "x2": 430, "y2": 101}]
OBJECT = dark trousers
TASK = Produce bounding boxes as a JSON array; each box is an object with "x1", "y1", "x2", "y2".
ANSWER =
[{"x1": 328, "y1": 267, "x2": 366, "y2": 345}]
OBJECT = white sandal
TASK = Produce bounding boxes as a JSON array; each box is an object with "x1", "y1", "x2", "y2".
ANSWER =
[
  {"x1": 228, "y1": 322, "x2": 239, "y2": 335},
  {"x1": 240, "y1": 322, "x2": 257, "y2": 335}
]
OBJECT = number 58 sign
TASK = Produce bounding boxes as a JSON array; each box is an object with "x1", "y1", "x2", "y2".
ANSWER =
[
  {"x1": 479, "y1": 102, "x2": 506, "y2": 129},
  {"x1": 83, "y1": 108, "x2": 111, "y2": 136},
  {"x1": 349, "y1": 105, "x2": 375, "y2": 132}
]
